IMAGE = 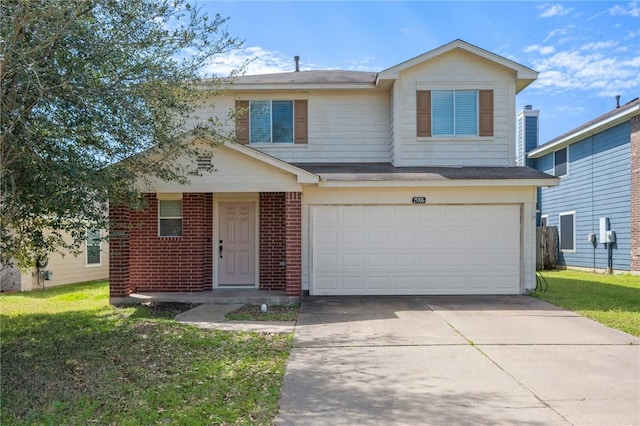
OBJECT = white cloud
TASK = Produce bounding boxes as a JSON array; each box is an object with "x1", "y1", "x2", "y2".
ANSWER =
[
  {"x1": 609, "y1": 1, "x2": 640, "y2": 17},
  {"x1": 580, "y1": 40, "x2": 619, "y2": 50},
  {"x1": 524, "y1": 44, "x2": 556, "y2": 55},
  {"x1": 204, "y1": 46, "x2": 297, "y2": 76},
  {"x1": 529, "y1": 47, "x2": 640, "y2": 97},
  {"x1": 539, "y1": 4, "x2": 573, "y2": 18}
]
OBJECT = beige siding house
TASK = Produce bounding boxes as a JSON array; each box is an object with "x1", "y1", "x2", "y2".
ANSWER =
[
  {"x1": 1, "y1": 231, "x2": 109, "y2": 292},
  {"x1": 109, "y1": 39, "x2": 558, "y2": 303}
]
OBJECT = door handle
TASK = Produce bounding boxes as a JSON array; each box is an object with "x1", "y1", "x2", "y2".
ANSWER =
[{"x1": 219, "y1": 240, "x2": 223, "y2": 258}]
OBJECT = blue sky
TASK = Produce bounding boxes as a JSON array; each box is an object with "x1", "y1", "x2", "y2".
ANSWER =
[{"x1": 201, "y1": 1, "x2": 640, "y2": 144}]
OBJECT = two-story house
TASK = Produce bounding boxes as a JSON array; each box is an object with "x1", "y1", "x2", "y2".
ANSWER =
[
  {"x1": 109, "y1": 39, "x2": 558, "y2": 304},
  {"x1": 527, "y1": 97, "x2": 640, "y2": 273}
]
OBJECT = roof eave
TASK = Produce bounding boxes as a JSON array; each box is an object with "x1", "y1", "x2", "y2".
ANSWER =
[
  {"x1": 229, "y1": 83, "x2": 378, "y2": 91},
  {"x1": 528, "y1": 103, "x2": 640, "y2": 158},
  {"x1": 317, "y1": 178, "x2": 559, "y2": 188}
]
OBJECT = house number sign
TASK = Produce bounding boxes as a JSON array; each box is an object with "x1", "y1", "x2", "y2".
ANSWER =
[{"x1": 412, "y1": 196, "x2": 426, "y2": 204}]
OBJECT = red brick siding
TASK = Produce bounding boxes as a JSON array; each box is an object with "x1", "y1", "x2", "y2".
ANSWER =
[
  {"x1": 126, "y1": 193, "x2": 212, "y2": 292},
  {"x1": 109, "y1": 204, "x2": 131, "y2": 298},
  {"x1": 284, "y1": 192, "x2": 302, "y2": 296},
  {"x1": 259, "y1": 193, "x2": 286, "y2": 290},
  {"x1": 631, "y1": 115, "x2": 640, "y2": 272}
]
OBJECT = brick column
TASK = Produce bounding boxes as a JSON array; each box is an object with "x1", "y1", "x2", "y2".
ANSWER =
[
  {"x1": 631, "y1": 115, "x2": 640, "y2": 272},
  {"x1": 284, "y1": 192, "x2": 302, "y2": 296},
  {"x1": 109, "y1": 203, "x2": 132, "y2": 301},
  {"x1": 259, "y1": 193, "x2": 286, "y2": 290}
]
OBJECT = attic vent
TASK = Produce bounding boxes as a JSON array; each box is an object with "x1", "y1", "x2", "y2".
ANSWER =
[{"x1": 197, "y1": 156, "x2": 212, "y2": 170}]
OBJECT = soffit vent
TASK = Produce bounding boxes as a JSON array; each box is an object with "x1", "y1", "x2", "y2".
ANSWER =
[{"x1": 197, "y1": 156, "x2": 212, "y2": 170}]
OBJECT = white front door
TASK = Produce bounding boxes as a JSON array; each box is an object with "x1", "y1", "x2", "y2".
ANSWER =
[{"x1": 219, "y1": 202, "x2": 256, "y2": 286}]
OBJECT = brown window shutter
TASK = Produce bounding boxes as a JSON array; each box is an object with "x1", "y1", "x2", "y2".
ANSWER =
[
  {"x1": 235, "y1": 100, "x2": 249, "y2": 144},
  {"x1": 416, "y1": 90, "x2": 431, "y2": 137},
  {"x1": 479, "y1": 90, "x2": 494, "y2": 137},
  {"x1": 294, "y1": 100, "x2": 308, "y2": 144}
]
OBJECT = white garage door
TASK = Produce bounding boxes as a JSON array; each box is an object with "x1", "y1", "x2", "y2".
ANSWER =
[{"x1": 311, "y1": 205, "x2": 521, "y2": 295}]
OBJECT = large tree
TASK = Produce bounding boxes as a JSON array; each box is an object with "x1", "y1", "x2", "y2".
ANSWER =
[{"x1": 1, "y1": 0, "x2": 242, "y2": 268}]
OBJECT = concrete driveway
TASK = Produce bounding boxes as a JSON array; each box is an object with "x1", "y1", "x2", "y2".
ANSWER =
[{"x1": 277, "y1": 296, "x2": 640, "y2": 425}]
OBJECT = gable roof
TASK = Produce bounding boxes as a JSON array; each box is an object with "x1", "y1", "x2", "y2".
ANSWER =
[
  {"x1": 376, "y1": 39, "x2": 538, "y2": 93},
  {"x1": 528, "y1": 97, "x2": 640, "y2": 158},
  {"x1": 227, "y1": 39, "x2": 537, "y2": 92}
]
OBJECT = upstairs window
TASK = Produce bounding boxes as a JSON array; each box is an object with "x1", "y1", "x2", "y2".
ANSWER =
[
  {"x1": 417, "y1": 89, "x2": 493, "y2": 137},
  {"x1": 554, "y1": 147, "x2": 568, "y2": 177},
  {"x1": 236, "y1": 100, "x2": 308, "y2": 145},
  {"x1": 432, "y1": 90, "x2": 478, "y2": 136},
  {"x1": 86, "y1": 228, "x2": 101, "y2": 266},
  {"x1": 159, "y1": 199, "x2": 182, "y2": 237}
]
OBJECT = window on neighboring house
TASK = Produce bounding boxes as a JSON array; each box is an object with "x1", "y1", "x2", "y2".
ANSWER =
[
  {"x1": 235, "y1": 99, "x2": 308, "y2": 145},
  {"x1": 417, "y1": 89, "x2": 493, "y2": 137},
  {"x1": 86, "y1": 228, "x2": 101, "y2": 266},
  {"x1": 554, "y1": 147, "x2": 568, "y2": 177},
  {"x1": 159, "y1": 199, "x2": 182, "y2": 237},
  {"x1": 559, "y1": 212, "x2": 575, "y2": 251},
  {"x1": 540, "y1": 215, "x2": 548, "y2": 227}
]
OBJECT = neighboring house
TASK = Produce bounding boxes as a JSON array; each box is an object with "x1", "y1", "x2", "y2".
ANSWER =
[
  {"x1": 0, "y1": 228, "x2": 109, "y2": 292},
  {"x1": 109, "y1": 39, "x2": 558, "y2": 303},
  {"x1": 527, "y1": 97, "x2": 640, "y2": 273}
]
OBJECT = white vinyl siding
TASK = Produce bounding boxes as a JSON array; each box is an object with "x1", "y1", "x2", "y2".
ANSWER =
[
  {"x1": 193, "y1": 91, "x2": 392, "y2": 163},
  {"x1": 395, "y1": 50, "x2": 515, "y2": 167}
]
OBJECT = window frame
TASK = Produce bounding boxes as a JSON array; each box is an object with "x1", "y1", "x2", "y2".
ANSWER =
[
  {"x1": 540, "y1": 215, "x2": 549, "y2": 227},
  {"x1": 158, "y1": 199, "x2": 183, "y2": 237},
  {"x1": 559, "y1": 211, "x2": 576, "y2": 252},
  {"x1": 85, "y1": 228, "x2": 102, "y2": 267},
  {"x1": 431, "y1": 89, "x2": 479, "y2": 137},
  {"x1": 554, "y1": 147, "x2": 569, "y2": 177},
  {"x1": 249, "y1": 100, "x2": 295, "y2": 144}
]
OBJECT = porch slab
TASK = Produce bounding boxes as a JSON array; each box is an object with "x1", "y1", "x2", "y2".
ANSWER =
[{"x1": 116, "y1": 289, "x2": 299, "y2": 306}]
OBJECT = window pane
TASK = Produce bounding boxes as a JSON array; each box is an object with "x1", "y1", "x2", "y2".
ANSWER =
[
  {"x1": 159, "y1": 200, "x2": 182, "y2": 217},
  {"x1": 250, "y1": 100, "x2": 271, "y2": 143},
  {"x1": 455, "y1": 90, "x2": 477, "y2": 135},
  {"x1": 560, "y1": 214, "x2": 574, "y2": 251},
  {"x1": 272, "y1": 101, "x2": 293, "y2": 143},
  {"x1": 432, "y1": 90, "x2": 454, "y2": 135},
  {"x1": 87, "y1": 228, "x2": 100, "y2": 245},
  {"x1": 554, "y1": 148, "x2": 567, "y2": 176},
  {"x1": 87, "y1": 246, "x2": 101, "y2": 265},
  {"x1": 160, "y1": 219, "x2": 182, "y2": 237}
]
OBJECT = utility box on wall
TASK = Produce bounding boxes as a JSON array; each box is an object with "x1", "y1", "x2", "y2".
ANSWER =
[{"x1": 599, "y1": 217, "x2": 610, "y2": 244}]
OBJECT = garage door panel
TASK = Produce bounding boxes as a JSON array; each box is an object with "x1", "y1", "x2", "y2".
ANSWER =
[{"x1": 312, "y1": 205, "x2": 520, "y2": 295}]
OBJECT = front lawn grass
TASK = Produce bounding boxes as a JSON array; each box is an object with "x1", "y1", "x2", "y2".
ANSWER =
[
  {"x1": 533, "y1": 270, "x2": 640, "y2": 336},
  {"x1": 0, "y1": 281, "x2": 292, "y2": 425},
  {"x1": 226, "y1": 303, "x2": 300, "y2": 322}
]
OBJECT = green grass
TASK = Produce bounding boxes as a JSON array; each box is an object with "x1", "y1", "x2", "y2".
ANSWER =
[
  {"x1": 1, "y1": 281, "x2": 292, "y2": 425},
  {"x1": 533, "y1": 270, "x2": 640, "y2": 336},
  {"x1": 226, "y1": 304, "x2": 300, "y2": 322}
]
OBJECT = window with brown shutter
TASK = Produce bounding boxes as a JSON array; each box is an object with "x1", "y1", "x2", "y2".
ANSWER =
[
  {"x1": 294, "y1": 100, "x2": 308, "y2": 144},
  {"x1": 479, "y1": 90, "x2": 494, "y2": 137},
  {"x1": 235, "y1": 100, "x2": 249, "y2": 144},
  {"x1": 416, "y1": 90, "x2": 432, "y2": 137}
]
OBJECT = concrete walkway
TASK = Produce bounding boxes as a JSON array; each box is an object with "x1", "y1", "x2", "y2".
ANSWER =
[{"x1": 276, "y1": 296, "x2": 640, "y2": 425}]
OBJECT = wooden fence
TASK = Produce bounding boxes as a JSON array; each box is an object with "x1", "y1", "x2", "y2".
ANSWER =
[{"x1": 536, "y1": 226, "x2": 558, "y2": 270}]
